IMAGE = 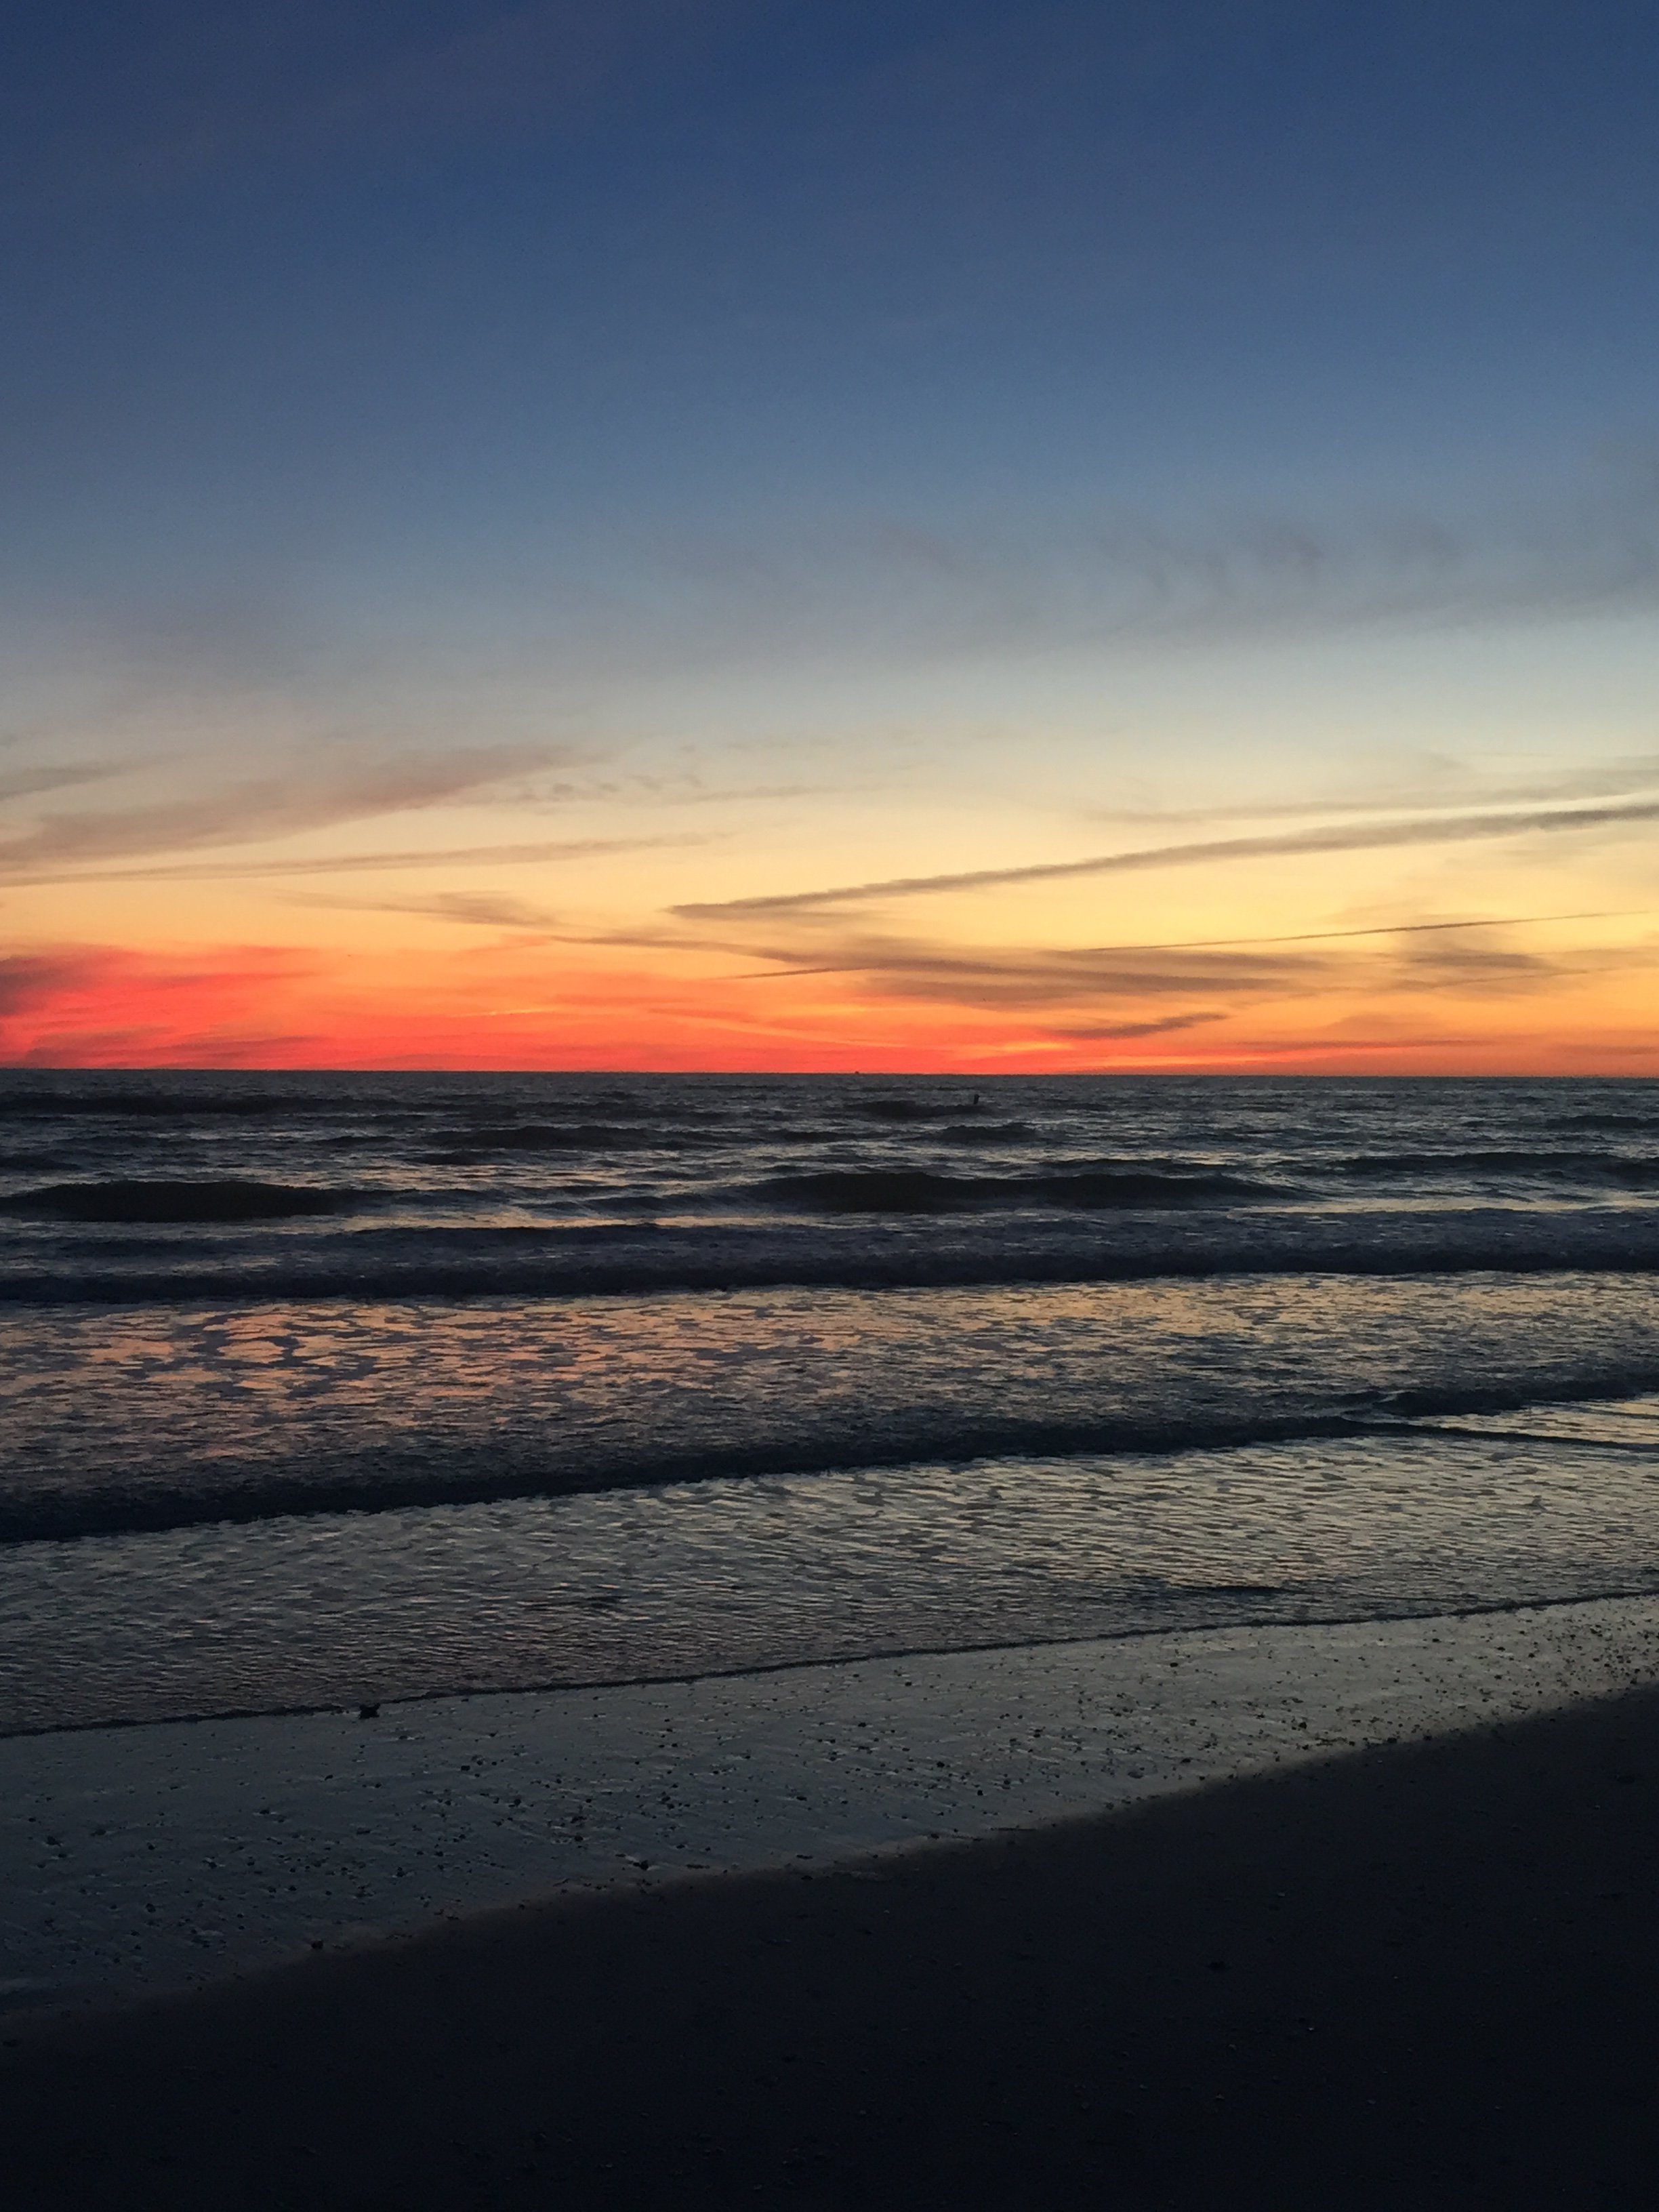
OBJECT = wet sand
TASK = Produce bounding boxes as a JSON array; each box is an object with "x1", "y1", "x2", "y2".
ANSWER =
[
  {"x1": 8, "y1": 1681, "x2": 1659, "y2": 2209},
  {"x1": 12, "y1": 1597, "x2": 1659, "y2": 2007}
]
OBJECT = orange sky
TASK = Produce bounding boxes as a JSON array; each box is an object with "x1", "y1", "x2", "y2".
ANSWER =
[
  {"x1": 6, "y1": 811, "x2": 1656, "y2": 1073},
  {"x1": 5, "y1": 556, "x2": 1658, "y2": 1073}
]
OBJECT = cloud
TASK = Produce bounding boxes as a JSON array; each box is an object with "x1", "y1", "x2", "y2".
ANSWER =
[
  {"x1": 573, "y1": 904, "x2": 1647, "y2": 1025},
  {"x1": 0, "y1": 763, "x2": 125, "y2": 806},
  {"x1": 0, "y1": 943, "x2": 331, "y2": 1065},
  {"x1": 0, "y1": 950, "x2": 106, "y2": 1017},
  {"x1": 611, "y1": 460, "x2": 1659, "y2": 679},
  {"x1": 619, "y1": 905, "x2": 1650, "y2": 975},
  {"x1": 1090, "y1": 753, "x2": 1659, "y2": 827},
  {"x1": 1045, "y1": 1012, "x2": 1225, "y2": 1039},
  {"x1": 665, "y1": 905, "x2": 1648, "y2": 1019},
  {"x1": 1059, "y1": 491, "x2": 1659, "y2": 645},
  {"x1": 1390, "y1": 934, "x2": 1559, "y2": 990},
  {"x1": 1381, "y1": 926, "x2": 1659, "y2": 999},
  {"x1": 0, "y1": 745, "x2": 570, "y2": 881},
  {"x1": 676, "y1": 798, "x2": 1659, "y2": 918},
  {"x1": 12, "y1": 834, "x2": 698, "y2": 890},
  {"x1": 712, "y1": 927, "x2": 1328, "y2": 1014},
  {"x1": 624, "y1": 779, "x2": 848, "y2": 808},
  {"x1": 1080, "y1": 907, "x2": 1658, "y2": 956},
  {"x1": 712, "y1": 905, "x2": 1651, "y2": 965},
  {"x1": 284, "y1": 890, "x2": 565, "y2": 930}
]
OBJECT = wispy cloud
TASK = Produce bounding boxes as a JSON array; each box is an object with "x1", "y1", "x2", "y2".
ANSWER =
[
  {"x1": 0, "y1": 943, "x2": 329, "y2": 1065},
  {"x1": 1068, "y1": 907, "x2": 1659, "y2": 956},
  {"x1": 0, "y1": 950, "x2": 106, "y2": 1018},
  {"x1": 708, "y1": 928, "x2": 1330, "y2": 1013},
  {"x1": 0, "y1": 763, "x2": 126, "y2": 807},
  {"x1": 11, "y1": 834, "x2": 697, "y2": 890},
  {"x1": 676, "y1": 798, "x2": 1659, "y2": 919},
  {"x1": 661, "y1": 905, "x2": 1653, "y2": 1019},
  {"x1": 0, "y1": 745, "x2": 573, "y2": 882},
  {"x1": 283, "y1": 889, "x2": 565, "y2": 930},
  {"x1": 1059, "y1": 487, "x2": 1659, "y2": 646},
  {"x1": 714, "y1": 906, "x2": 1653, "y2": 966},
  {"x1": 612, "y1": 459, "x2": 1659, "y2": 678},
  {"x1": 1089, "y1": 753, "x2": 1659, "y2": 827},
  {"x1": 1046, "y1": 1012, "x2": 1225, "y2": 1040},
  {"x1": 1386, "y1": 929, "x2": 1616, "y2": 996}
]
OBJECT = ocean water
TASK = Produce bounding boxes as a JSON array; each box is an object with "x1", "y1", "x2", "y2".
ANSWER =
[{"x1": 3, "y1": 1070, "x2": 1658, "y2": 1734}]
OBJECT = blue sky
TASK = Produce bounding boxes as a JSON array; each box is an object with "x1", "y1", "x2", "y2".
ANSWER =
[{"x1": 8, "y1": 3, "x2": 1657, "y2": 586}]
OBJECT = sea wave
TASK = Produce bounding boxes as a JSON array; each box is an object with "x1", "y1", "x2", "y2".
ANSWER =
[
  {"x1": 424, "y1": 1121, "x2": 705, "y2": 1158},
  {"x1": 0, "y1": 1090, "x2": 334, "y2": 1120},
  {"x1": 749, "y1": 1166, "x2": 1275, "y2": 1211},
  {"x1": 4, "y1": 1359, "x2": 1657, "y2": 1548},
  {"x1": 846, "y1": 1094, "x2": 991, "y2": 1121},
  {"x1": 1332, "y1": 1149, "x2": 1659, "y2": 1183},
  {"x1": 2, "y1": 1179, "x2": 366, "y2": 1223},
  {"x1": 5, "y1": 1206, "x2": 1659, "y2": 1304}
]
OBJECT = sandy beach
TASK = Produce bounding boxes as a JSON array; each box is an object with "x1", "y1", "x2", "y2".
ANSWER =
[
  {"x1": 7, "y1": 1682, "x2": 1659, "y2": 2208},
  {"x1": 7, "y1": 1602, "x2": 1659, "y2": 2207},
  {"x1": 8, "y1": 1595, "x2": 1659, "y2": 2005}
]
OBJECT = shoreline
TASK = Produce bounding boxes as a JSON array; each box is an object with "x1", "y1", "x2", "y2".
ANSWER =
[
  {"x1": 9, "y1": 1574, "x2": 1659, "y2": 1744},
  {"x1": 7, "y1": 1590, "x2": 1659, "y2": 2017}
]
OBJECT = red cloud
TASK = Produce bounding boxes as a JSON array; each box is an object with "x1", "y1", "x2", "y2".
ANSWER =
[{"x1": 0, "y1": 945, "x2": 331, "y2": 1066}]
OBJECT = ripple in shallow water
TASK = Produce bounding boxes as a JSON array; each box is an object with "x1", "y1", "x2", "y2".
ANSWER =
[{"x1": 4, "y1": 1410, "x2": 1659, "y2": 1733}]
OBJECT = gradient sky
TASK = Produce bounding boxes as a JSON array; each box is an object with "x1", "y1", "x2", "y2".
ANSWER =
[{"x1": 3, "y1": 0, "x2": 1658, "y2": 1070}]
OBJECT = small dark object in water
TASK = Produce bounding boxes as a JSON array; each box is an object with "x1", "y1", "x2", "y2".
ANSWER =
[{"x1": 358, "y1": 1702, "x2": 380, "y2": 1720}]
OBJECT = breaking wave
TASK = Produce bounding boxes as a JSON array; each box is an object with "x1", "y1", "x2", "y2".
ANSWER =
[
  {"x1": 1334, "y1": 1149, "x2": 1659, "y2": 1184},
  {"x1": 5, "y1": 1207, "x2": 1659, "y2": 1305},
  {"x1": 750, "y1": 1166, "x2": 1276, "y2": 1212},
  {"x1": 3, "y1": 1180, "x2": 365, "y2": 1224}
]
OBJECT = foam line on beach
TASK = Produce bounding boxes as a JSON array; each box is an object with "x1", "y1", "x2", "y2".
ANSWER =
[{"x1": 5, "y1": 1593, "x2": 1659, "y2": 2018}]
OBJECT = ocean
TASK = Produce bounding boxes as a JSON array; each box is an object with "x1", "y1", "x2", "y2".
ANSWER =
[{"x1": 4, "y1": 1069, "x2": 1659, "y2": 1739}]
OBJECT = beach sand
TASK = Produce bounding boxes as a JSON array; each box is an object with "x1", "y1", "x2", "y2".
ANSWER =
[
  {"x1": 9, "y1": 1598, "x2": 1659, "y2": 2005},
  {"x1": 7, "y1": 1678, "x2": 1659, "y2": 2209}
]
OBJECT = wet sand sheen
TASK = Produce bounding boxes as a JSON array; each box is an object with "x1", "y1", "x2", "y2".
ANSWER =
[
  {"x1": 10, "y1": 1597, "x2": 1659, "y2": 2006},
  {"x1": 8, "y1": 1681, "x2": 1659, "y2": 2209}
]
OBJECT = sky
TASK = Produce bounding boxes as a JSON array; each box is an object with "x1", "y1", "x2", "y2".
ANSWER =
[{"x1": 3, "y1": 0, "x2": 1658, "y2": 1072}]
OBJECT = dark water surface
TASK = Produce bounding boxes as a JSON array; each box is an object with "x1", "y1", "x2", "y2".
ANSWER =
[{"x1": 3, "y1": 1073, "x2": 1658, "y2": 1732}]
